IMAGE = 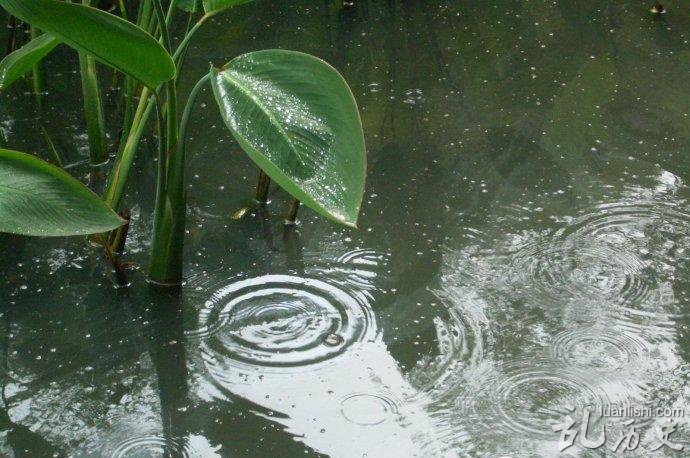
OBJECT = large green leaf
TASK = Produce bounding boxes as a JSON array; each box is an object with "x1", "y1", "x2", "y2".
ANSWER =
[
  {"x1": 0, "y1": 0, "x2": 175, "y2": 87},
  {"x1": 210, "y1": 50, "x2": 366, "y2": 226},
  {"x1": 0, "y1": 33, "x2": 59, "y2": 90},
  {"x1": 203, "y1": 0, "x2": 253, "y2": 15},
  {"x1": 0, "y1": 149, "x2": 124, "y2": 236}
]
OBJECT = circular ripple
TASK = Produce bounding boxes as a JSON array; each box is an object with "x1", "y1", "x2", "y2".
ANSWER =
[
  {"x1": 109, "y1": 435, "x2": 210, "y2": 458},
  {"x1": 340, "y1": 393, "x2": 400, "y2": 425},
  {"x1": 552, "y1": 327, "x2": 650, "y2": 371},
  {"x1": 197, "y1": 275, "x2": 375, "y2": 370},
  {"x1": 562, "y1": 200, "x2": 690, "y2": 242},
  {"x1": 510, "y1": 239, "x2": 652, "y2": 304},
  {"x1": 333, "y1": 249, "x2": 388, "y2": 291},
  {"x1": 456, "y1": 360, "x2": 617, "y2": 439}
]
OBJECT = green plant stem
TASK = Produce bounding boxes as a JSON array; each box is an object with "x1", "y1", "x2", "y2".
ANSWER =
[
  {"x1": 79, "y1": 55, "x2": 108, "y2": 164},
  {"x1": 256, "y1": 170, "x2": 270, "y2": 203},
  {"x1": 117, "y1": 0, "x2": 127, "y2": 20},
  {"x1": 40, "y1": 124, "x2": 63, "y2": 167},
  {"x1": 178, "y1": 74, "x2": 210, "y2": 152},
  {"x1": 104, "y1": 2, "x2": 207, "y2": 213},
  {"x1": 30, "y1": 27, "x2": 44, "y2": 108},
  {"x1": 103, "y1": 86, "x2": 154, "y2": 208},
  {"x1": 172, "y1": 14, "x2": 212, "y2": 72},
  {"x1": 148, "y1": 0, "x2": 184, "y2": 285},
  {"x1": 148, "y1": 74, "x2": 209, "y2": 284},
  {"x1": 77, "y1": 0, "x2": 108, "y2": 165},
  {"x1": 285, "y1": 198, "x2": 301, "y2": 225}
]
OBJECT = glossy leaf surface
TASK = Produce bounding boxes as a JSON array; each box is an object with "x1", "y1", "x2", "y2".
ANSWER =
[
  {"x1": 0, "y1": 149, "x2": 124, "y2": 236},
  {"x1": 0, "y1": 0, "x2": 175, "y2": 87},
  {"x1": 0, "y1": 33, "x2": 59, "y2": 90},
  {"x1": 211, "y1": 50, "x2": 366, "y2": 226}
]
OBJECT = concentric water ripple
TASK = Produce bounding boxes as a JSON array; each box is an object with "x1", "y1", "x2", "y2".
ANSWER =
[
  {"x1": 339, "y1": 392, "x2": 401, "y2": 426},
  {"x1": 562, "y1": 199, "x2": 690, "y2": 244},
  {"x1": 509, "y1": 239, "x2": 653, "y2": 304},
  {"x1": 551, "y1": 326, "x2": 651, "y2": 372},
  {"x1": 108, "y1": 434, "x2": 219, "y2": 458},
  {"x1": 455, "y1": 360, "x2": 617, "y2": 439},
  {"x1": 197, "y1": 275, "x2": 376, "y2": 370},
  {"x1": 303, "y1": 248, "x2": 389, "y2": 293}
]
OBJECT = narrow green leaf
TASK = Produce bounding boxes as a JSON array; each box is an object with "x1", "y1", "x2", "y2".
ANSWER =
[
  {"x1": 0, "y1": 33, "x2": 59, "y2": 90},
  {"x1": 0, "y1": 0, "x2": 175, "y2": 87},
  {"x1": 0, "y1": 149, "x2": 124, "y2": 236},
  {"x1": 210, "y1": 50, "x2": 366, "y2": 226},
  {"x1": 203, "y1": 0, "x2": 253, "y2": 15}
]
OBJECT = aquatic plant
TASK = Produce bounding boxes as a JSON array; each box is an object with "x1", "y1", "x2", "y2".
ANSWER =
[
  {"x1": 0, "y1": 148, "x2": 123, "y2": 236},
  {"x1": 0, "y1": 0, "x2": 366, "y2": 286}
]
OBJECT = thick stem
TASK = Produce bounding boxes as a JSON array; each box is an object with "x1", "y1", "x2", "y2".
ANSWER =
[
  {"x1": 109, "y1": 209, "x2": 131, "y2": 254},
  {"x1": 79, "y1": 53, "x2": 108, "y2": 164},
  {"x1": 148, "y1": 75, "x2": 209, "y2": 284},
  {"x1": 148, "y1": 0, "x2": 184, "y2": 285},
  {"x1": 255, "y1": 170, "x2": 271, "y2": 204},
  {"x1": 285, "y1": 198, "x2": 301, "y2": 225}
]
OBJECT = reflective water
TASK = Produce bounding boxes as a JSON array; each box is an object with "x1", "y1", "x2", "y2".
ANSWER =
[{"x1": 1, "y1": 0, "x2": 690, "y2": 456}]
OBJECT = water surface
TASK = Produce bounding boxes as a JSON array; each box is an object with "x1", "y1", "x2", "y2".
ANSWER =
[{"x1": 1, "y1": 1, "x2": 689, "y2": 456}]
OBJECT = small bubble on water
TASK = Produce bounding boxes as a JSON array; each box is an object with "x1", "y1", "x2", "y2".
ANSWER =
[{"x1": 324, "y1": 333, "x2": 344, "y2": 347}]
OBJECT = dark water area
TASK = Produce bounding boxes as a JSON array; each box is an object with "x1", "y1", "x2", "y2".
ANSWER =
[{"x1": 1, "y1": 0, "x2": 689, "y2": 456}]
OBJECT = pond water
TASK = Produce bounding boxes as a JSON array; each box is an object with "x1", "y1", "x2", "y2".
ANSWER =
[{"x1": 1, "y1": 0, "x2": 690, "y2": 456}]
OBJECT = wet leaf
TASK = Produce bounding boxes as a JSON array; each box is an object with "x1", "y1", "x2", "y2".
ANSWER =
[
  {"x1": 0, "y1": 33, "x2": 59, "y2": 90},
  {"x1": 0, "y1": 149, "x2": 124, "y2": 236},
  {"x1": 0, "y1": 0, "x2": 175, "y2": 87},
  {"x1": 210, "y1": 50, "x2": 366, "y2": 227}
]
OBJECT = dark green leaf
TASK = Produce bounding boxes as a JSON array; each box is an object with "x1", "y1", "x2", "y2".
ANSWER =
[
  {"x1": 210, "y1": 50, "x2": 366, "y2": 226},
  {"x1": 0, "y1": 0, "x2": 175, "y2": 87},
  {"x1": 0, "y1": 33, "x2": 59, "y2": 90},
  {"x1": 0, "y1": 149, "x2": 124, "y2": 236}
]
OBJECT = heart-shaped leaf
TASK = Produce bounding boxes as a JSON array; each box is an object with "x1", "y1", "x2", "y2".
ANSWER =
[
  {"x1": 0, "y1": 0, "x2": 175, "y2": 88},
  {"x1": 210, "y1": 50, "x2": 366, "y2": 226},
  {"x1": 203, "y1": 0, "x2": 253, "y2": 15},
  {"x1": 0, "y1": 33, "x2": 59, "y2": 90},
  {"x1": 0, "y1": 149, "x2": 124, "y2": 236}
]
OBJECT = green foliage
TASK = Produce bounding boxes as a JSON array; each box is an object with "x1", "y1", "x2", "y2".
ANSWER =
[
  {"x1": 0, "y1": 0, "x2": 365, "y2": 286},
  {"x1": 0, "y1": 149, "x2": 124, "y2": 236},
  {"x1": 211, "y1": 51, "x2": 366, "y2": 226},
  {"x1": 0, "y1": 0, "x2": 175, "y2": 87},
  {"x1": 79, "y1": 52, "x2": 108, "y2": 164},
  {"x1": 0, "y1": 33, "x2": 59, "y2": 90}
]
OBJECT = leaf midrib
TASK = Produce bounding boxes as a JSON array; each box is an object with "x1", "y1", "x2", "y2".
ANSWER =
[{"x1": 221, "y1": 70, "x2": 310, "y2": 168}]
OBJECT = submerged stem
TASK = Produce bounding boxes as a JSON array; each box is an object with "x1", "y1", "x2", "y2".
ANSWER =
[
  {"x1": 285, "y1": 198, "x2": 301, "y2": 225},
  {"x1": 256, "y1": 170, "x2": 271, "y2": 204},
  {"x1": 148, "y1": 0, "x2": 184, "y2": 285}
]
